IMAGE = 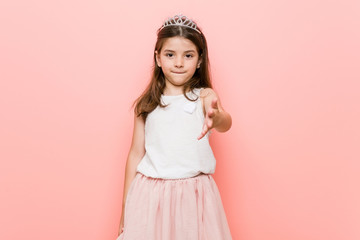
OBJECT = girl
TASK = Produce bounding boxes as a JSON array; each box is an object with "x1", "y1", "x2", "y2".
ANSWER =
[{"x1": 117, "y1": 14, "x2": 233, "y2": 240}]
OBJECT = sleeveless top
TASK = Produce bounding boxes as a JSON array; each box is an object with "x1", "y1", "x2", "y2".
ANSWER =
[{"x1": 136, "y1": 87, "x2": 216, "y2": 179}]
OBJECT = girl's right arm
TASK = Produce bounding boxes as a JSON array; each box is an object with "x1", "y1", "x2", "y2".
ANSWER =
[{"x1": 119, "y1": 112, "x2": 146, "y2": 234}]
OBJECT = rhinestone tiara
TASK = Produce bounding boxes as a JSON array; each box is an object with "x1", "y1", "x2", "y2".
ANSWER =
[{"x1": 159, "y1": 13, "x2": 201, "y2": 34}]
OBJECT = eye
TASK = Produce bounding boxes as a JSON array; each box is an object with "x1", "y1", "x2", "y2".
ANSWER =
[
  {"x1": 186, "y1": 54, "x2": 193, "y2": 58},
  {"x1": 166, "y1": 53, "x2": 173, "y2": 57}
]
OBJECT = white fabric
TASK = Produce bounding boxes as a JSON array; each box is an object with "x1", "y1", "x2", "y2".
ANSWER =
[{"x1": 136, "y1": 87, "x2": 216, "y2": 179}]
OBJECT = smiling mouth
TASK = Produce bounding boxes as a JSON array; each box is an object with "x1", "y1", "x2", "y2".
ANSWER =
[{"x1": 173, "y1": 72, "x2": 185, "y2": 74}]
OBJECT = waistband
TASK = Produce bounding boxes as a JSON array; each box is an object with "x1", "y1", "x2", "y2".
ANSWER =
[{"x1": 136, "y1": 171, "x2": 210, "y2": 181}]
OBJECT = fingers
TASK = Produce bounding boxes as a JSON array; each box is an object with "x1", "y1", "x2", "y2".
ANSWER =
[
  {"x1": 198, "y1": 98, "x2": 218, "y2": 140},
  {"x1": 208, "y1": 109, "x2": 215, "y2": 118},
  {"x1": 211, "y1": 98, "x2": 218, "y2": 109},
  {"x1": 197, "y1": 130, "x2": 207, "y2": 140},
  {"x1": 207, "y1": 99, "x2": 218, "y2": 119},
  {"x1": 198, "y1": 124, "x2": 208, "y2": 139},
  {"x1": 197, "y1": 119, "x2": 213, "y2": 140},
  {"x1": 197, "y1": 133, "x2": 204, "y2": 140}
]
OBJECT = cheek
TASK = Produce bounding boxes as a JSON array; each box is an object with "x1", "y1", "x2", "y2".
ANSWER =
[
  {"x1": 189, "y1": 58, "x2": 199, "y2": 66},
  {"x1": 188, "y1": 62, "x2": 198, "y2": 70},
  {"x1": 161, "y1": 60, "x2": 172, "y2": 68}
]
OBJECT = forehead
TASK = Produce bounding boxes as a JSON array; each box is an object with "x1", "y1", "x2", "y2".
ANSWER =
[{"x1": 162, "y1": 36, "x2": 197, "y2": 52}]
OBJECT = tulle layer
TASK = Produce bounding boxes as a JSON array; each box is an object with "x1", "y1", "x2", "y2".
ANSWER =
[{"x1": 116, "y1": 172, "x2": 232, "y2": 240}]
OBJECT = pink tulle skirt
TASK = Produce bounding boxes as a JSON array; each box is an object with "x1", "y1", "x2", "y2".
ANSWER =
[{"x1": 116, "y1": 171, "x2": 232, "y2": 240}]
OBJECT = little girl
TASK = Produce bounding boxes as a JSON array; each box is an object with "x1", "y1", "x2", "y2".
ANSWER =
[{"x1": 117, "y1": 13, "x2": 233, "y2": 240}]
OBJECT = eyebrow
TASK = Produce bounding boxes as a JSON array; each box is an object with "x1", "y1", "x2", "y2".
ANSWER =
[{"x1": 163, "y1": 49, "x2": 196, "y2": 53}]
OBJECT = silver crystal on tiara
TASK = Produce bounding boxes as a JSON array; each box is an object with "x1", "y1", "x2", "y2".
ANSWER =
[{"x1": 160, "y1": 13, "x2": 201, "y2": 34}]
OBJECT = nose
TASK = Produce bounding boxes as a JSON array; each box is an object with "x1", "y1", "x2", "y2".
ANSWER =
[{"x1": 175, "y1": 56, "x2": 183, "y2": 68}]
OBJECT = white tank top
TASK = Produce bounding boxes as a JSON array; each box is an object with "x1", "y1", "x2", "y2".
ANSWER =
[{"x1": 136, "y1": 87, "x2": 216, "y2": 179}]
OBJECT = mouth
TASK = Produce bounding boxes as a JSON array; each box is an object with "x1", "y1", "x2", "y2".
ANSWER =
[{"x1": 173, "y1": 72, "x2": 185, "y2": 74}]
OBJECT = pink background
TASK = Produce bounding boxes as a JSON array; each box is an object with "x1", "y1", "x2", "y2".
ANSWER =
[{"x1": 1, "y1": 0, "x2": 359, "y2": 239}]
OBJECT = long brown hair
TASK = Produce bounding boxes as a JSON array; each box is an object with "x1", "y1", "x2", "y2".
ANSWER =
[{"x1": 132, "y1": 17, "x2": 213, "y2": 122}]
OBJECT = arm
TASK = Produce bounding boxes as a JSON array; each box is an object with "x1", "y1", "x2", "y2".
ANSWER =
[{"x1": 119, "y1": 112, "x2": 146, "y2": 234}]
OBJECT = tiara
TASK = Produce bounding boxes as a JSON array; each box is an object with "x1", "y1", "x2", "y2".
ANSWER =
[{"x1": 159, "y1": 14, "x2": 201, "y2": 34}]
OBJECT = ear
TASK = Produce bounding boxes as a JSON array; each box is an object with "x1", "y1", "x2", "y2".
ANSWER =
[
  {"x1": 155, "y1": 50, "x2": 161, "y2": 68},
  {"x1": 197, "y1": 55, "x2": 202, "y2": 68}
]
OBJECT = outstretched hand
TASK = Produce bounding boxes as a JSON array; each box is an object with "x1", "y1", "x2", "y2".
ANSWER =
[{"x1": 197, "y1": 97, "x2": 220, "y2": 140}]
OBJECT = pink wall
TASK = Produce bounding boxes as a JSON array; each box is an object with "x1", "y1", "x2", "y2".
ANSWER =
[{"x1": 1, "y1": 0, "x2": 359, "y2": 239}]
